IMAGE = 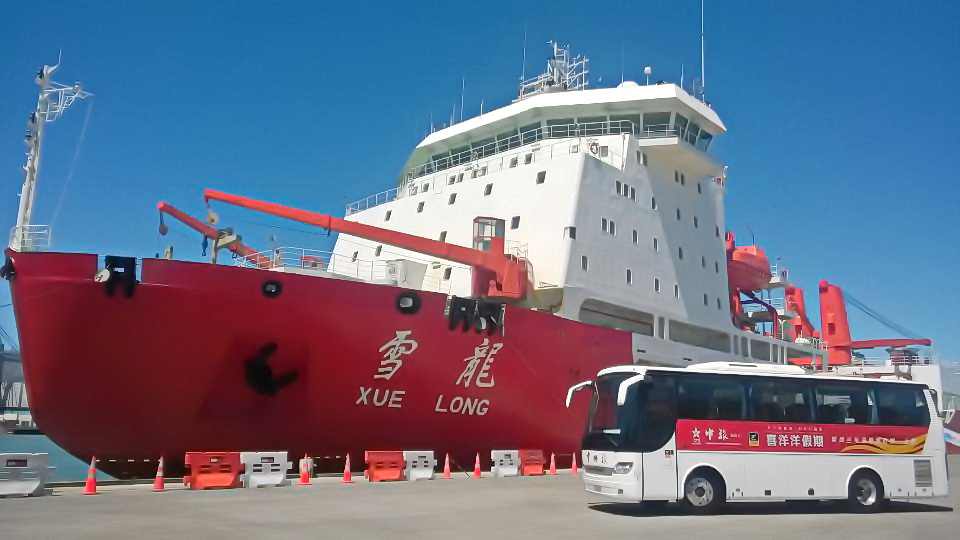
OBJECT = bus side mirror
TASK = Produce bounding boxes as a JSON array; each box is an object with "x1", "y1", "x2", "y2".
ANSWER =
[
  {"x1": 617, "y1": 374, "x2": 646, "y2": 406},
  {"x1": 565, "y1": 380, "x2": 593, "y2": 408}
]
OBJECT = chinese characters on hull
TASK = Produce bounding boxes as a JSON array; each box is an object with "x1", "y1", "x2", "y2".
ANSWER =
[
  {"x1": 436, "y1": 338, "x2": 504, "y2": 416},
  {"x1": 357, "y1": 330, "x2": 419, "y2": 409}
]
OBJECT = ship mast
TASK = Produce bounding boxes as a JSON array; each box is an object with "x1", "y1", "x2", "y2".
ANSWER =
[{"x1": 10, "y1": 61, "x2": 91, "y2": 252}]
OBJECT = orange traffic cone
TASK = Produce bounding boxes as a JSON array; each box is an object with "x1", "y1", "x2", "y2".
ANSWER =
[
  {"x1": 571, "y1": 452, "x2": 579, "y2": 475},
  {"x1": 442, "y1": 453, "x2": 452, "y2": 479},
  {"x1": 549, "y1": 453, "x2": 557, "y2": 475},
  {"x1": 298, "y1": 454, "x2": 311, "y2": 486},
  {"x1": 152, "y1": 456, "x2": 165, "y2": 492},
  {"x1": 340, "y1": 454, "x2": 353, "y2": 484},
  {"x1": 82, "y1": 456, "x2": 98, "y2": 495},
  {"x1": 473, "y1": 453, "x2": 481, "y2": 479}
]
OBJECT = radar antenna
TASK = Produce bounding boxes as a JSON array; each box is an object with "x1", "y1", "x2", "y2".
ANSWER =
[{"x1": 10, "y1": 62, "x2": 92, "y2": 251}]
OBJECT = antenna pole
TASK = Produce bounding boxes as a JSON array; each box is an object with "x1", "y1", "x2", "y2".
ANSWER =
[
  {"x1": 700, "y1": 0, "x2": 706, "y2": 101},
  {"x1": 10, "y1": 63, "x2": 91, "y2": 251},
  {"x1": 460, "y1": 77, "x2": 465, "y2": 122},
  {"x1": 521, "y1": 27, "x2": 527, "y2": 82}
]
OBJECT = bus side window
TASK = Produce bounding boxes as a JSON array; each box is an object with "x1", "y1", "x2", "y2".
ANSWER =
[
  {"x1": 875, "y1": 385, "x2": 930, "y2": 426},
  {"x1": 815, "y1": 384, "x2": 877, "y2": 425},
  {"x1": 678, "y1": 376, "x2": 746, "y2": 421},
  {"x1": 748, "y1": 379, "x2": 813, "y2": 423}
]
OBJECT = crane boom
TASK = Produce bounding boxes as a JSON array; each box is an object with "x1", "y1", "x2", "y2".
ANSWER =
[
  {"x1": 202, "y1": 189, "x2": 528, "y2": 300},
  {"x1": 157, "y1": 202, "x2": 271, "y2": 268}
]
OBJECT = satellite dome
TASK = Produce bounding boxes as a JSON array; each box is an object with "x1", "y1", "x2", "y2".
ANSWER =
[{"x1": 616, "y1": 81, "x2": 640, "y2": 88}]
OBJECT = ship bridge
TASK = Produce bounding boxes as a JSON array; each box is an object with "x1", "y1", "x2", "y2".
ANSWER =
[{"x1": 399, "y1": 81, "x2": 725, "y2": 191}]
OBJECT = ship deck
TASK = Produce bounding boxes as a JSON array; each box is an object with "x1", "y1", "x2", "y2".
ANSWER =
[{"x1": 2, "y1": 457, "x2": 957, "y2": 539}]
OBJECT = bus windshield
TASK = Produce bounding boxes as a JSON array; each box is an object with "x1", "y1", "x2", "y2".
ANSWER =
[{"x1": 584, "y1": 372, "x2": 676, "y2": 452}]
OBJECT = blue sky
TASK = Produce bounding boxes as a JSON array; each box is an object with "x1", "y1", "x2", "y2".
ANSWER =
[{"x1": 1, "y1": 1, "x2": 958, "y2": 373}]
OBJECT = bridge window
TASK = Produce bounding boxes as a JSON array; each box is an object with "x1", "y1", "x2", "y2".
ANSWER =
[
  {"x1": 510, "y1": 216, "x2": 520, "y2": 229},
  {"x1": 642, "y1": 112, "x2": 671, "y2": 135},
  {"x1": 673, "y1": 113, "x2": 689, "y2": 139},
  {"x1": 669, "y1": 320, "x2": 731, "y2": 354},
  {"x1": 697, "y1": 130, "x2": 713, "y2": 151},
  {"x1": 579, "y1": 299, "x2": 654, "y2": 336},
  {"x1": 546, "y1": 118, "x2": 575, "y2": 138},
  {"x1": 384, "y1": 210, "x2": 392, "y2": 221},
  {"x1": 750, "y1": 340, "x2": 770, "y2": 361}
]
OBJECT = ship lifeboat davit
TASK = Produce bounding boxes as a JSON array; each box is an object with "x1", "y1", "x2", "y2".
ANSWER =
[{"x1": 727, "y1": 245, "x2": 772, "y2": 292}]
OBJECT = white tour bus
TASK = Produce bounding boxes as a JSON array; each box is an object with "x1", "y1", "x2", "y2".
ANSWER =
[{"x1": 567, "y1": 362, "x2": 948, "y2": 513}]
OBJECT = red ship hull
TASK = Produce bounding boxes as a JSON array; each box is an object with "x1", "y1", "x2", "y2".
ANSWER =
[{"x1": 5, "y1": 250, "x2": 631, "y2": 477}]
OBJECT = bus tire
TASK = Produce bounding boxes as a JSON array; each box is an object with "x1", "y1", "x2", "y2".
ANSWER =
[
  {"x1": 681, "y1": 468, "x2": 725, "y2": 514},
  {"x1": 847, "y1": 469, "x2": 886, "y2": 513}
]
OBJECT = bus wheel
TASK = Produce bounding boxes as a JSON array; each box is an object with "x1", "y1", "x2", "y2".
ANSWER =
[
  {"x1": 847, "y1": 470, "x2": 886, "y2": 513},
  {"x1": 681, "y1": 469, "x2": 725, "y2": 514}
]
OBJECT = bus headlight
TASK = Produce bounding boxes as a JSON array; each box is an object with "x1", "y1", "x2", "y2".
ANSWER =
[{"x1": 613, "y1": 462, "x2": 633, "y2": 474}]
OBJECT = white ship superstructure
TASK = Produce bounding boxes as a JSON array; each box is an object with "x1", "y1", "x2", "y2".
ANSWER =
[{"x1": 334, "y1": 45, "x2": 824, "y2": 368}]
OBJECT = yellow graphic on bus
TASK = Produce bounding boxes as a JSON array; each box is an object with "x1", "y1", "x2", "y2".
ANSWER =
[{"x1": 840, "y1": 434, "x2": 926, "y2": 455}]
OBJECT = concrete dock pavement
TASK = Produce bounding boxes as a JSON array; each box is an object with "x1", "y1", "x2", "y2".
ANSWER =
[{"x1": 0, "y1": 459, "x2": 956, "y2": 540}]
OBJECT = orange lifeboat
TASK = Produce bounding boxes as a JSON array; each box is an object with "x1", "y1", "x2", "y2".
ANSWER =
[{"x1": 727, "y1": 245, "x2": 772, "y2": 292}]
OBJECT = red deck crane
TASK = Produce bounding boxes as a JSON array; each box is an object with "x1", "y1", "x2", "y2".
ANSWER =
[
  {"x1": 157, "y1": 202, "x2": 272, "y2": 269},
  {"x1": 202, "y1": 189, "x2": 529, "y2": 301}
]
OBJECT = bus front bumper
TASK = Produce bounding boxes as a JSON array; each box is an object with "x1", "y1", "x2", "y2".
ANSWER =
[{"x1": 582, "y1": 469, "x2": 643, "y2": 501}]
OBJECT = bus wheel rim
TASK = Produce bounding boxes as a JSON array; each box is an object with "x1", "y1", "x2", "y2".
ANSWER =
[
  {"x1": 855, "y1": 478, "x2": 877, "y2": 505},
  {"x1": 686, "y1": 478, "x2": 713, "y2": 506}
]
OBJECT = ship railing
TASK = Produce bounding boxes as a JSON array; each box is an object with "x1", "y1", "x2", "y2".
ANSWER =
[
  {"x1": 505, "y1": 240, "x2": 528, "y2": 259},
  {"x1": 8, "y1": 224, "x2": 51, "y2": 252},
  {"x1": 233, "y1": 246, "x2": 456, "y2": 294},
  {"x1": 383, "y1": 135, "x2": 628, "y2": 211},
  {"x1": 345, "y1": 188, "x2": 399, "y2": 215},
  {"x1": 402, "y1": 119, "x2": 666, "y2": 182},
  {"x1": 850, "y1": 351, "x2": 934, "y2": 367},
  {"x1": 742, "y1": 296, "x2": 785, "y2": 312}
]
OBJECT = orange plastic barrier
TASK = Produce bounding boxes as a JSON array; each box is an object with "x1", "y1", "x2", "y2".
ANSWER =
[
  {"x1": 518, "y1": 449, "x2": 545, "y2": 476},
  {"x1": 364, "y1": 451, "x2": 405, "y2": 482},
  {"x1": 183, "y1": 451, "x2": 242, "y2": 490}
]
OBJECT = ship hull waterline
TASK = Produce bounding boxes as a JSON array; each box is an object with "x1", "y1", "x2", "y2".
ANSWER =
[{"x1": 5, "y1": 249, "x2": 632, "y2": 478}]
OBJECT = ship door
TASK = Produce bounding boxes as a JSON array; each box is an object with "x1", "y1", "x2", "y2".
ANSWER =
[
  {"x1": 473, "y1": 217, "x2": 505, "y2": 254},
  {"x1": 640, "y1": 375, "x2": 678, "y2": 501}
]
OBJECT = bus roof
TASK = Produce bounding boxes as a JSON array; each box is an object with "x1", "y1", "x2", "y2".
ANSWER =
[{"x1": 595, "y1": 362, "x2": 929, "y2": 387}]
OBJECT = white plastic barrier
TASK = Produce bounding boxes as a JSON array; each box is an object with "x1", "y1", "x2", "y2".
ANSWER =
[
  {"x1": 239, "y1": 451, "x2": 291, "y2": 488},
  {"x1": 402, "y1": 450, "x2": 436, "y2": 481},
  {"x1": 490, "y1": 450, "x2": 520, "y2": 478},
  {"x1": 0, "y1": 453, "x2": 54, "y2": 497}
]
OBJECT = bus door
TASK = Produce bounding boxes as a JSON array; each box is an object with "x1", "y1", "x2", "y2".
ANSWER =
[{"x1": 640, "y1": 375, "x2": 678, "y2": 500}]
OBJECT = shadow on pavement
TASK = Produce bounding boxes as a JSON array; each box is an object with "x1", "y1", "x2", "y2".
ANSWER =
[{"x1": 589, "y1": 499, "x2": 954, "y2": 517}]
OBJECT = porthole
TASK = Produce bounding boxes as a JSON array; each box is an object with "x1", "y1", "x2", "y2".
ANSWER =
[
  {"x1": 395, "y1": 291, "x2": 421, "y2": 315},
  {"x1": 262, "y1": 280, "x2": 283, "y2": 298}
]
